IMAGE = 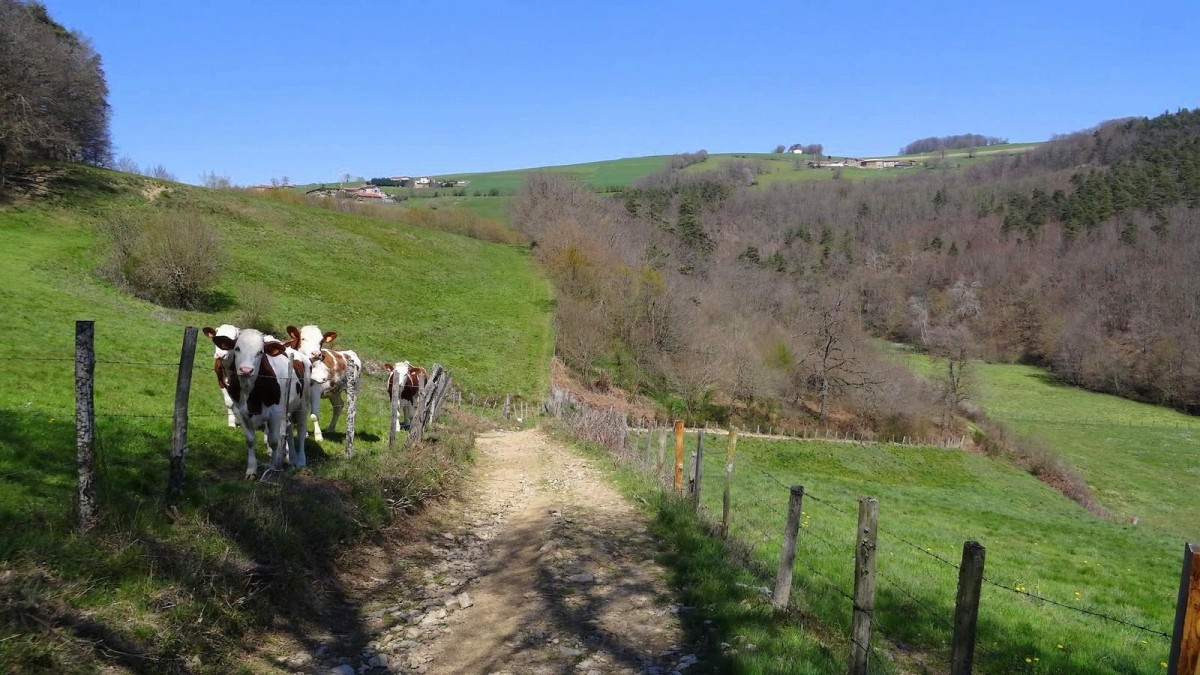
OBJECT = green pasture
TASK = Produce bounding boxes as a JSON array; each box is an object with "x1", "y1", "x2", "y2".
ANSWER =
[
  {"x1": 896, "y1": 350, "x2": 1200, "y2": 543},
  {"x1": 627, "y1": 430, "x2": 1181, "y2": 673},
  {"x1": 0, "y1": 164, "x2": 553, "y2": 670}
]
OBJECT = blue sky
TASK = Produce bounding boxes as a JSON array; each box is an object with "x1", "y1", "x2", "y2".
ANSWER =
[{"x1": 45, "y1": 0, "x2": 1200, "y2": 186}]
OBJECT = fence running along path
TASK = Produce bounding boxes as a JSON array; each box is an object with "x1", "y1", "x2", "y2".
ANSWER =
[
  {"x1": 2, "y1": 323, "x2": 456, "y2": 523},
  {"x1": 540, "y1": 387, "x2": 1194, "y2": 674}
]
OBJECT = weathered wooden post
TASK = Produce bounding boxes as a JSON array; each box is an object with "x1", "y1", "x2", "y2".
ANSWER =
[
  {"x1": 850, "y1": 497, "x2": 880, "y2": 675},
  {"x1": 643, "y1": 425, "x2": 654, "y2": 470},
  {"x1": 167, "y1": 326, "x2": 198, "y2": 498},
  {"x1": 502, "y1": 393, "x2": 512, "y2": 419},
  {"x1": 674, "y1": 420, "x2": 684, "y2": 496},
  {"x1": 388, "y1": 366, "x2": 401, "y2": 451},
  {"x1": 721, "y1": 427, "x2": 738, "y2": 539},
  {"x1": 691, "y1": 429, "x2": 705, "y2": 512},
  {"x1": 657, "y1": 429, "x2": 667, "y2": 481},
  {"x1": 75, "y1": 320, "x2": 98, "y2": 532},
  {"x1": 773, "y1": 485, "x2": 805, "y2": 610},
  {"x1": 952, "y1": 541, "x2": 986, "y2": 675},
  {"x1": 1169, "y1": 542, "x2": 1200, "y2": 674},
  {"x1": 343, "y1": 362, "x2": 361, "y2": 457}
]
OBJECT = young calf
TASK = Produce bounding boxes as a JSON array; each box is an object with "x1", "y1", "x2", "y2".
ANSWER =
[
  {"x1": 289, "y1": 325, "x2": 360, "y2": 442},
  {"x1": 207, "y1": 328, "x2": 310, "y2": 479},
  {"x1": 385, "y1": 361, "x2": 428, "y2": 431}
]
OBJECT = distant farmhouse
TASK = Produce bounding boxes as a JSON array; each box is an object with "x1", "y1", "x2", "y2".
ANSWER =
[
  {"x1": 304, "y1": 183, "x2": 394, "y2": 203},
  {"x1": 806, "y1": 158, "x2": 916, "y2": 169}
]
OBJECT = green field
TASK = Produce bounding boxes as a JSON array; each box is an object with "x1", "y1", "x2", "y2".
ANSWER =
[
  {"x1": 646, "y1": 430, "x2": 1181, "y2": 673},
  {"x1": 896, "y1": 351, "x2": 1200, "y2": 542},
  {"x1": 0, "y1": 165, "x2": 554, "y2": 670}
]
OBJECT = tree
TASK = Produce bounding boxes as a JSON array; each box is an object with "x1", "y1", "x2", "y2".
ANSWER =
[
  {"x1": 0, "y1": 0, "x2": 112, "y2": 186},
  {"x1": 799, "y1": 291, "x2": 880, "y2": 421},
  {"x1": 148, "y1": 163, "x2": 175, "y2": 181},
  {"x1": 772, "y1": 144, "x2": 786, "y2": 154}
]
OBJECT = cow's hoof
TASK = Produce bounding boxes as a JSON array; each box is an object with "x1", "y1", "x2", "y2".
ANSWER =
[{"x1": 244, "y1": 470, "x2": 258, "y2": 480}]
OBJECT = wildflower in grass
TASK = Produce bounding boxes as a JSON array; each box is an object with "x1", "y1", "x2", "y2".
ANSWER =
[
  {"x1": 1025, "y1": 657, "x2": 1032, "y2": 663},
  {"x1": 1161, "y1": 662, "x2": 1168, "y2": 668},
  {"x1": 1057, "y1": 644, "x2": 1064, "y2": 649}
]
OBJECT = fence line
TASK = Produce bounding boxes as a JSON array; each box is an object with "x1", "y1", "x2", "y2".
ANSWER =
[{"x1": 548, "y1": 393, "x2": 1189, "y2": 672}]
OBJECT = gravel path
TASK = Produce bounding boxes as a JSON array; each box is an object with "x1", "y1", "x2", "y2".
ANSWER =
[{"x1": 302, "y1": 428, "x2": 701, "y2": 675}]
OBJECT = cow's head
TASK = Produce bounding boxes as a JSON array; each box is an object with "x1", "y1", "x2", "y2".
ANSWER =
[
  {"x1": 293, "y1": 324, "x2": 337, "y2": 361},
  {"x1": 384, "y1": 361, "x2": 412, "y2": 378},
  {"x1": 210, "y1": 328, "x2": 287, "y2": 381},
  {"x1": 202, "y1": 324, "x2": 239, "y2": 359}
]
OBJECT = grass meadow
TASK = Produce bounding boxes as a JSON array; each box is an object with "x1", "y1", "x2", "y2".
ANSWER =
[
  {"x1": 619, "y1": 430, "x2": 1182, "y2": 674},
  {"x1": 0, "y1": 164, "x2": 553, "y2": 671}
]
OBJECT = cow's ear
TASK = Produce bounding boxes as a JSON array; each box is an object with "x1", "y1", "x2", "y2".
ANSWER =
[
  {"x1": 286, "y1": 325, "x2": 300, "y2": 341},
  {"x1": 384, "y1": 363, "x2": 394, "y2": 372},
  {"x1": 264, "y1": 341, "x2": 287, "y2": 357},
  {"x1": 202, "y1": 326, "x2": 217, "y2": 338},
  {"x1": 322, "y1": 331, "x2": 337, "y2": 344},
  {"x1": 212, "y1": 335, "x2": 236, "y2": 351}
]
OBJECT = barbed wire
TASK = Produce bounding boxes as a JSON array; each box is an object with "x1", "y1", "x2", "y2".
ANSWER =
[{"x1": 980, "y1": 575, "x2": 1172, "y2": 640}]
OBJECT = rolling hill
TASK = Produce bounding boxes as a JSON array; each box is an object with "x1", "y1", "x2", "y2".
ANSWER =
[{"x1": 0, "y1": 164, "x2": 554, "y2": 671}]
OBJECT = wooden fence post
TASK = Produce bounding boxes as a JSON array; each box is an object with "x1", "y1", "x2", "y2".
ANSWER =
[
  {"x1": 75, "y1": 320, "x2": 98, "y2": 532},
  {"x1": 644, "y1": 425, "x2": 654, "y2": 470},
  {"x1": 1169, "y1": 542, "x2": 1200, "y2": 674},
  {"x1": 167, "y1": 326, "x2": 197, "y2": 498},
  {"x1": 657, "y1": 430, "x2": 667, "y2": 482},
  {"x1": 951, "y1": 541, "x2": 986, "y2": 675},
  {"x1": 388, "y1": 367, "x2": 401, "y2": 451},
  {"x1": 343, "y1": 362, "x2": 361, "y2": 457},
  {"x1": 850, "y1": 497, "x2": 879, "y2": 675},
  {"x1": 721, "y1": 428, "x2": 738, "y2": 539},
  {"x1": 692, "y1": 429, "x2": 705, "y2": 512},
  {"x1": 502, "y1": 393, "x2": 512, "y2": 419},
  {"x1": 674, "y1": 420, "x2": 685, "y2": 496},
  {"x1": 773, "y1": 485, "x2": 805, "y2": 610}
]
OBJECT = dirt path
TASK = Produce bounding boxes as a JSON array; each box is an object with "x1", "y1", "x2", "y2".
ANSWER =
[{"x1": 302, "y1": 429, "x2": 701, "y2": 675}]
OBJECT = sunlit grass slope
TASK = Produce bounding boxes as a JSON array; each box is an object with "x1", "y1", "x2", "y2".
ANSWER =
[
  {"x1": 676, "y1": 432, "x2": 1181, "y2": 674},
  {"x1": 0, "y1": 164, "x2": 552, "y2": 671},
  {"x1": 897, "y1": 350, "x2": 1200, "y2": 542}
]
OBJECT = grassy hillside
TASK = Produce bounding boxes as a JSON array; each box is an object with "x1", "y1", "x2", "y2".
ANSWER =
[
  {"x1": 897, "y1": 351, "x2": 1200, "y2": 542},
  {"x1": 0, "y1": 164, "x2": 553, "y2": 671},
  {"x1": 677, "y1": 432, "x2": 1180, "y2": 674}
]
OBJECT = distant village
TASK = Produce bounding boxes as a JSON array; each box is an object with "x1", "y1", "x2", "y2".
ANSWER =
[
  {"x1": 806, "y1": 157, "x2": 917, "y2": 169},
  {"x1": 296, "y1": 176, "x2": 471, "y2": 203}
]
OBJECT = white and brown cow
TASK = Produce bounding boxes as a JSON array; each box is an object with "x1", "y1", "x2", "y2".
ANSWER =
[
  {"x1": 207, "y1": 327, "x2": 310, "y2": 479},
  {"x1": 385, "y1": 361, "x2": 427, "y2": 431},
  {"x1": 289, "y1": 325, "x2": 360, "y2": 442},
  {"x1": 201, "y1": 324, "x2": 240, "y2": 427}
]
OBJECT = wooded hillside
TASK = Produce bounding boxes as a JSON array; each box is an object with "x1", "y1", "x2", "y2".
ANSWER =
[{"x1": 514, "y1": 109, "x2": 1200, "y2": 427}]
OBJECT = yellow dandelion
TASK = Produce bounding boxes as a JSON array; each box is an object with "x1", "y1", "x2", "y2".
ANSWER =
[
  {"x1": 1162, "y1": 663, "x2": 1168, "y2": 668},
  {"x1": 1057, "y1": 644, "x2": 1064, "y2": 649},
  {"x1": 1025, "y1": 657, "x2": 1032, "y2": 663}
]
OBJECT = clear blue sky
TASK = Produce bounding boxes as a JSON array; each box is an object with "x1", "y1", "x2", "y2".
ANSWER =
[{"x1": 45, "y1": 0, "x2": 1200, "y2": 186}]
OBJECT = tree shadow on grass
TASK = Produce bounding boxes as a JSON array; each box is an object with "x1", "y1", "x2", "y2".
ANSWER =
[{"x1": 0, "y1": 410, "x2": 381, "y2": 673}]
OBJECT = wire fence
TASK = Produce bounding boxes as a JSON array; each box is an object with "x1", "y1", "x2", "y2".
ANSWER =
[{"x1": 541, "y1": 397, "x2": 1188, "y2": 674}]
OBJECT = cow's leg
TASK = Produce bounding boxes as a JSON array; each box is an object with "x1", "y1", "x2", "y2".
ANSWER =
[
  {"x1": 221, "y1": 387, "x2": 238, "y2": 427},
  {"x1": 310, "y1": 384, "x2": 324, "y2": 442},
  {"x1": 241, "y1": 417, "x2": 259, "y2": 479},
  {"x1": 326, "y1": 389, "x2": 344, "y2": 434}
]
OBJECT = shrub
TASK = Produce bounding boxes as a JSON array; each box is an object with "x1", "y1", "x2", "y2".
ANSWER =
[
  {"x1": 236, "y1": 282, "x2": 275, "y2": 334},
  {"x1": 101, "y1": 209, "x2": 223, "y2": 309}
]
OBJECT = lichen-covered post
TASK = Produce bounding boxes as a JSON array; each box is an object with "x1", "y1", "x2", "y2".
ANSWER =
[
  {"x1": 343, "y1": 361, "x2": 361, "y2": 457},
  {"x1": 75, "y1": 320, "x2": 98, "y2": 532},
  {"x1": 721, "y1": 427, "x2": 738, "y2": 539},
  {"x1": 168, "y1": 326, "x2": 198, "y2": 498}
]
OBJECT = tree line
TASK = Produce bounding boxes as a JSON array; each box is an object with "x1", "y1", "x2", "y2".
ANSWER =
[
  {"x1": 0, "y1": 0, "x2": 111, "y2": 187},
  {"x1": 514, "y1": 109, "x2": 1200, "y2": 438},
  {"x1": 900, "y1": 134, "x2": 1008, "y2": 155}
]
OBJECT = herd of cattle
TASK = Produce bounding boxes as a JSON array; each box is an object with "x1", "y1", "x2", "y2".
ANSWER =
[{"x1": 202, "y1": 324, "x2": 426, "y2": 479}]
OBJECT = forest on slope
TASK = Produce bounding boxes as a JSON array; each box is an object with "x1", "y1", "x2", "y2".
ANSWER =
[{"x1": 512, "y1": 109, "x2": 1200, "y2": 430}]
